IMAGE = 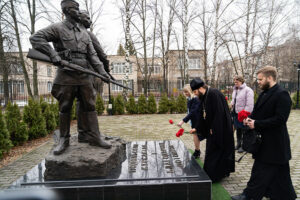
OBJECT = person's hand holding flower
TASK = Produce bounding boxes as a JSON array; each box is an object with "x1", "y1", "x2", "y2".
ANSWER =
[{"x1": 177, "y1": 120, "x2": 184, "y2": 127}]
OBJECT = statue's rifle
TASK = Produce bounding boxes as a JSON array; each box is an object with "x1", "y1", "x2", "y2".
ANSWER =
[{"x1": 27, "y1": 48, "x2": 132, "y2": 90}]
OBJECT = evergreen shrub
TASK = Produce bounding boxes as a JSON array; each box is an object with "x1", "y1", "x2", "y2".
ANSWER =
[
  {"x1": 115, "y1": 94, "x2": 125, "y2": 115},
  {"x1": 158, "y1": 93, "x2": 169, "y2": 114},
  {"x1": 168, "y1": 95, "x2": 177, "y2": 114},
  {"x1": 23, "y1": 98, "x2": 47, "y2": 140},
  {"x1": 137, "y1": 94, "x2": 147, "y2": 114},
  {"x1": 126, "y1": 95, "x2": 137, "y2": 114},
  {"x1": 5, "y1": 102, "x2": 28, "y2": 146},
  {"x1": 0, "y1": 108, "x2": 12, "y2": 159},
  {"x1": 71, "y1": 99, "x2": 77, "y2": 120},
  {"x1": 292, "y1": 92, "x2": 300, "y2": 109},
  {"x1": 147, "y1": 94, "x2": 157, "y2": 114},
  {"x1": 176, "y1": 93, "x2": 187, "y2": 113},
  {"x1": 50, "y1": 97, "x2": 59, "y2": 126},
  {"x1": 95, "y1": 94, "x2": 105, "y2": 115}
]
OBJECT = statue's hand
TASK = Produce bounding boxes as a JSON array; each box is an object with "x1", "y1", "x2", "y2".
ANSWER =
[
  {"x1": 51, "y1": 55, "x2": 62, "y2": 67},
  {"x1": 96, "y1": 64, "x2": 110, "y2": 80}
]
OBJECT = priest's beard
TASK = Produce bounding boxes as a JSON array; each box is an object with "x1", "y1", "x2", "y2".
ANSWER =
[
  {"x1": 197, "y1": 92, "x2": 204, "y2": 99},
  {"x1": 260, "y1": 81, "x2": 270, "y2": 91}
]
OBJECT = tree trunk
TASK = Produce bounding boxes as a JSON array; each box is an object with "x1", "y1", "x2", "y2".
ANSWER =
[
  {"x1": 211, "y1": 0, "x2": 221, "y2": 87},
  {"x1": 10, "y1": 0, "x2": 33, "y2": 97},
  {"x1": 0, "y1": 22, "x2": 9, "y2": 106},
  {"x1": 27, "y1": 0, "x2": 39, "y2": 98},
  {"x1": 142, "y1": 0, "x2": 148, "y2": 96},
  {"x1": 183, "y1": 0, "x2": 189, "y2": 84},
  {"x1": 123, "y1": 0, "x2": 131, "y2": 100}
]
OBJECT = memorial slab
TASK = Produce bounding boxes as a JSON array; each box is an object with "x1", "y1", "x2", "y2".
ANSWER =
[{"x1": 4, "y1": 140, "x2": 211, "y2": 200}]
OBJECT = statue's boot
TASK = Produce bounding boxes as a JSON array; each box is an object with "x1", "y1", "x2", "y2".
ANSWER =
[
  {"x1": 53, "y1": 112, "x2": 71, "y2": 155},
  {"x1": 80, "y1": 111, "x2": 111, "y2": 149}
]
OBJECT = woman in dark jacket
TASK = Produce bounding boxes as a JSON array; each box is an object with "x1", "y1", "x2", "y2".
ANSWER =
[{"x1": 177, "y1": 84, "x2": 202, "y2": 159}]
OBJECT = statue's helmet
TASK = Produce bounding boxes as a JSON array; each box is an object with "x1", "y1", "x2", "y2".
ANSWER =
[{"x1": 61, "y1": 0, "x2": 79, "y2": 13}]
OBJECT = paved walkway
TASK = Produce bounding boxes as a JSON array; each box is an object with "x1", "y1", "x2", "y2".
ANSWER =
[{"x1": 0, "y1": 110, "x2": 299, "y2": 198}]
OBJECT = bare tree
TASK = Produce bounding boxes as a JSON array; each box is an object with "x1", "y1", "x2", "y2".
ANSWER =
[
  {"x1": 9, "y1": 0, "x2": 33, "y2": 98},
  {"x1": 121, "y1": 0, "x2": 134, "y2": 99},
  {"x1": 157, "y1": 0, "x2": 177, "y2": 93},
  {"x1": 0, "y1": 0, "x2": 10, "y2": 105},
  {"x1": 194, "y1": 0, "x2": 213, "y2": 83}
]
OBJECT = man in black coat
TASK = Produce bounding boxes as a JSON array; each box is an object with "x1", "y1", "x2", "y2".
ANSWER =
[
  {"x1": 232, "y1": 66, "x2": 297, "y2": 200},
  {"x1": 190, "y1": 78, "x2": 235, "y2": 182}
]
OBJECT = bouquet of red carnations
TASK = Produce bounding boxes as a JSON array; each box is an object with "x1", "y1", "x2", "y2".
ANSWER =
[
  {"x1": 237, "y1": 110, "x2": 251, "y2": 122},
  {"x1": 169, "y1": 119, "x2": 189, "y2": 137}
]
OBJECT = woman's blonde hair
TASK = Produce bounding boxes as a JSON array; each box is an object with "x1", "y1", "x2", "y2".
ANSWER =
[{"x1": 183, "y1": 84, "x2": 195, "y2": 98}]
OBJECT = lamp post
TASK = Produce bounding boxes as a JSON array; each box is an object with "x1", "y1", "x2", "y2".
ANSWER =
[{"x1": 294, "y1": 62, "x2": 300, "y2": 109}]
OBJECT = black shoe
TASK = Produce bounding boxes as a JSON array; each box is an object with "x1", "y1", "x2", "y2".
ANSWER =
[
  {"x1": 53, "y1": 137, "x2": 69, "y2": 155},
  {"x1": 231, "y1": 193, "x2": 247, "y2": 200},
  {"x1": 237, "y1": 147, "x2": 245, "y2": 153},
  {"x1": 192, "y1": 150, "x2": 200, "y2": 159}
]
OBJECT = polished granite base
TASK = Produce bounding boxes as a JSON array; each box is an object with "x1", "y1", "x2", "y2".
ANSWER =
[{"x1": 5, "y1": 140, "x2": 211, "y2": 200}]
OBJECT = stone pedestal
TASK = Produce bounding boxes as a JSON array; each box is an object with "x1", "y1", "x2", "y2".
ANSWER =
[{"x1": 44, "y1": 134, "x2": 126, "y2": 180}]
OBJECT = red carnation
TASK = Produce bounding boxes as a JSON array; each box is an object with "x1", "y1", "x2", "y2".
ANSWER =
[
  {"x1": 169, "y1": 119, "x2": 174, "y2": 124},
  {"x1": 225, "y1": 96, "x2": 228, "y2": 101},
  {"x1": 176, "y1": 128, "x2": 185, "y2": 137},
  {"x1": 238, "y1": 109, "x2": 251, "y2": 122}
]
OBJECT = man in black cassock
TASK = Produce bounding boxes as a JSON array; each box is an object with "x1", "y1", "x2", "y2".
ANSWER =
[
  {"x1": 232, "y1": 66, "x2": 296, "y2": 200},
  {"x1": 190, "y1": 78, "x2": 235, "y2": 182}
]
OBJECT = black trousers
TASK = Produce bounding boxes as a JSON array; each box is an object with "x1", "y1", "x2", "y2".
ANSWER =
[{"x1": 244, "y1": 160, "x2": 296, "y2": 200}]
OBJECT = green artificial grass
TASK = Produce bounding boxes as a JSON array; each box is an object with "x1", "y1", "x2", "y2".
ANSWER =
[{"x1": 189, "y1": 150, "x2": 232, "y2": 200}]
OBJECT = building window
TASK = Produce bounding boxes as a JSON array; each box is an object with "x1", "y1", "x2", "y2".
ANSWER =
[
  {"x1": 151, "y1": 65, "x2": 161, "y2": 74},
  {"x1": 0, "y1": 82, "x2": 3, "y2": 94},
  {"x1": 177, "y1": 58, "x2": 201, "y2": 69},
  {"x1": 111, "y1": 62, "x2": 132, "y2": 74},
  {"x1": 47, "y1": 81, "x2": 52, "y2": 92},
  {"x1": 189, "y1": 58, "x2": 201, "y2": 69},
  {"x1": 10, "y1": 80, "x2": 24, "y2": 94},
  {"x1": 47, "y1": 66, "x2": 52, "y2": 77},
  {"x1": 112, "y1": 80, "x2": 133, "y2": 91}
]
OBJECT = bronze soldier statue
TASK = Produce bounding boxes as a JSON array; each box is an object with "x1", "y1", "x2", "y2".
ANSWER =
[
  {"x1": 76, "y1": 10, "x2": 115, "y2": 144},
  {"x1": 30, "y1": 0, "x2": 112, "y2": 155}
]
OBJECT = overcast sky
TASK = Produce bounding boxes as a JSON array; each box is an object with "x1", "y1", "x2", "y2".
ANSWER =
[{"x1": 20, "y1": 0, "x2": 299, "y2": 58}]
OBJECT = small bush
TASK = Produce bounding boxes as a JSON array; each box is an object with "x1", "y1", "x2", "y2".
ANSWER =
[
  {"x1": 147, "y1": 94, "x2": 157, "y2": 114},
  {"x1": 292, "y1": 92, "x2": 300, "y2": 109},
  {"x1": 5, "y1": 102, "x2": 28, "y2": 146},
  {"x1": 0, "y1": 107, "x2": 12, "y2": 159},
  {"x1": 43, "y1": 104, "x2": 57, "y2": 133},
  {"x1": 176, "y1": 93, "x2": 187, "y2": 113},
  {"x1": 115, "y1": 94, "x2": 125, "y2": 115},
  {"x1": 168, "y1": 95, "x2": 177, "y2": 114},
  {"x1": 138, "y1": 94, "x2": 147, "y2": 114},
  {"x1": 126, "y1": 95, "x2": 138, "y2": 114},
  {"x1": 158, "y1": 93, "x2": 169, "y2": 114},
  {"x1": 95, "y1": 94, "x2": 105, "y2": 115},
  {"x1": 23, "y1": 98, "x2": 47, "y2": 140},
  {"x1": 71, "y1": 99, "x2": 77, "y2": 120}
]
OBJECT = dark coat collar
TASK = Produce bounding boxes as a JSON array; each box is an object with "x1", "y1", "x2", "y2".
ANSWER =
[{"x1": 255, "y1": 84, "x2": 279, "y2": 110}]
